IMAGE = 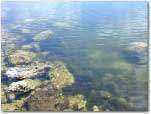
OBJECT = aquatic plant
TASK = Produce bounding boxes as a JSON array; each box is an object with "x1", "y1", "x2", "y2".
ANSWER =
[
  {"x1": 8, "y1": 50, "x2": 36, "y2": 65},
  {"x1": 33, "y1": 30, "x2": 54, "y2": 41},
  {"x1": 48, "y1": 61, "x2": 74, "y2": 89}
]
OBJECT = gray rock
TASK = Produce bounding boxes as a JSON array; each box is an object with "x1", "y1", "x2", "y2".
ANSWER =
[{"x1": 2, "y1": 66, "x2": 51, "y2": 80}]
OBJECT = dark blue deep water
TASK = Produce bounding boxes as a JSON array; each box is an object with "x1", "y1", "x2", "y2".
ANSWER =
[{"x1": 1, "y1": 1, "x2": 148, "y2": 111}]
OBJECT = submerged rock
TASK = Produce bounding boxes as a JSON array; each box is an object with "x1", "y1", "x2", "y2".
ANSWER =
[
  {"x1": 1, "y1": 90, "x2": 7, "y2": 104},
  {"x1": 8, "y1": 79, "x2": 42, "y2": 92},
  {"x1": 33, "y1": 30, "x2": 54, "y2": 41},
  {"x1": 1, "y1": 98, "x2": 26, "y2": 112},
  {"x1": 3, "y1": 66, "x2": 51, "y2": 80},
  {"x1": 53, "y1": 22, "x2": 72, "y2": 29},
  {"x1": 100, "y1": 90, "x2": 112, "y2": 99},
  {"x1": 125, "y1": 42, "x2": 147, "y2": 64},
  {"x1": 48, "y1": 61, "x2": 74, "y2": 89},
  {"x1": 8, "y1": 50, "x2": 36, "y2": 65},
  {"x1": 21, "y1": 45, "x2": 33, "y2": 50},
  {"x1": 21, "y1": 29, "x2": 31, "y2": 33},
  {"x1": 67, "y1": 94, "x2": 87, "y2": 111},
  {"x1": 25, "y1": 84, "x2": 62, "y2": 111},
  {"x1": 111, "y1": 61, "x2": 134, "y2": 74},
  {"x1": 93, "y1": 105, "x2": 99, "y2": 112}
]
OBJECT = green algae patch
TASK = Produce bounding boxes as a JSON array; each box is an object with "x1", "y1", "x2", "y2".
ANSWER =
[
  {"x1": 68, "y1": 94, "x2": 87, "y2": 111},
  {"x1": 8, "y1": 50, "x2": 36, "y2": 65},
  {"x1": 1, "y1": 99, "x2": 25, "y2": 112},
  {"x1": 48, "y1": 61, "x2": 74, "y2": 89},
  {"x1": 93, "y1": 105, "x2": 99, "y2": 111}
]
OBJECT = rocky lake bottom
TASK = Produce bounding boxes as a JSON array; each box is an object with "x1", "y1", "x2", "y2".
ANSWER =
[{"x1": 1, "y1": 1, "x2": 148, "y2": 112}]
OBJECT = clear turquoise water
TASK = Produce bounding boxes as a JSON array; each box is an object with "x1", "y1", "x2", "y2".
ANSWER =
[{"x1": 1, "y1": 1, "x2": 148, "y2": 111}]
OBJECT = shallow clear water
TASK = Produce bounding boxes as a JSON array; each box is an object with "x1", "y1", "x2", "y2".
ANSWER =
[{"x1": 1, "y1": 1, "x2": 148, "y2": 111}]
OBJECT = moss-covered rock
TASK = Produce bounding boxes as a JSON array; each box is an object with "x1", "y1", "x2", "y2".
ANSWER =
[
  {"x1": 33, "y1": 30, "x2": 54, "y2": 41},
  {"x1": 8, "y1": 50, "x2": 36, "y2": 65},
  {"x1": 67, "y1": 94, "x2": 87, "y2": 111},
  {"x1": 93, "y1": 105, "x2": 99, "y2": 111},
  {"x1": 100, "y1": 90, "x2": 112, "y2": 99},
  {"x1": 7, "y1": 79, "x2": 43, "y2": 93},
  {"x1": 1, "y1": 92, "x2": 7, "y2": 104},
  {"x1": 21, "y1": 45, "x2": 33, "y2": 50},
  {"x1": 25, "y1": 84, "x2": 62, "y2": 111},
  {"x1": 119, "y1": 97, "x2": 133, "y2": 108},
  {"x1": 1, "y1": 99, "x2": 25, "y2": 112},
  {"x1": 48, "y1": 61, "x2": 74, "y2": 89}
]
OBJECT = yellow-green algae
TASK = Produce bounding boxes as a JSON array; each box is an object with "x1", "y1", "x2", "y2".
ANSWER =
[
  {"x1": 67, "y1": 94, "x2": 87, "y2": 111},
  {"x1": 93, "y1": 105, "x2": 99, "y2": 111},
  {"x1": 48, "y1": 61, "x2": 74, "y2": 89},
  {"x1": 8, "y1": 50, "x2": 36, "y2": 65}
]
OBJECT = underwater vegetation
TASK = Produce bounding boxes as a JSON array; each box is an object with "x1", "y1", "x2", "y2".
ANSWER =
[
  {"x1": 1, "y1": 1, "x2": 148, "y2": 112},
  {"x1": 8, "y1": 50, "x2": 36, "y2": 65},
  {"x1": 48, "y1": 61, "x2": 74, "y2": 89}
]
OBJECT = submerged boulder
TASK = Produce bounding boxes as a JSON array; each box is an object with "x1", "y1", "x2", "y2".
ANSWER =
[
  {"x1": 93, "y1": 105, "x2": 99, "y2": 112},
  {"x1": 100, "y1": 90, "x2": 112, "y2": 99},
  {"x1": 48, "y1": 61, "x2": 74, "y2": 89},
  {"x1": 33, "y1": 30, "x2": 54, "y2": 41},
  {"x1": 125, "y1": 42, "x2": 147, "y2": 64},
  {"x1": 3, "y1": 66, "x2": 51, "y2": 80},
  {"x1": 25, "y1": 84, "x2": 62, "y2": 111},
  {"x1": 67, "y1": 94, "x2": 87, "y2": 111},
  {"x1": 8, "y1": 50, "x2": 36, "y2": 65},
  {"x1": 8, "y1": 79, "x2": 42, "y2": 92}
]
